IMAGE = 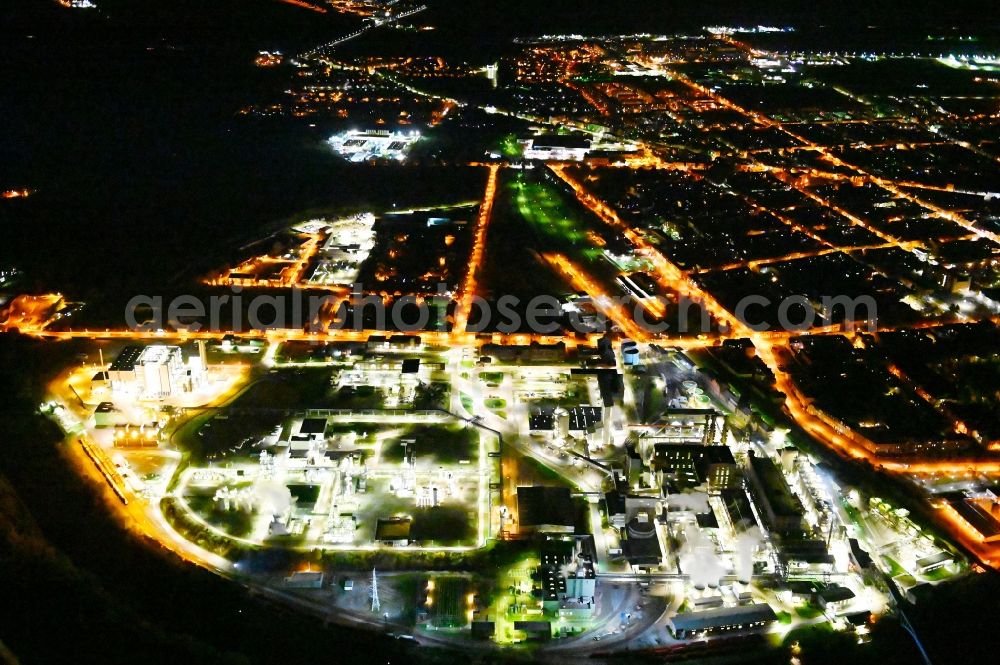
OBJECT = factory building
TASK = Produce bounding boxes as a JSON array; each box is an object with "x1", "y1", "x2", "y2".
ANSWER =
[
  {"x1": 667, "y1": 603, "x2": 777, "y2": 639},
  {"x1": 632, "y1": 408, "x2": 722, "y2": 448},
  {"x1": 648, "y1": 443, "x2": 741, "y2": 491},
  {"x1": 522, "y1": 134, "x2": 592, "y2": 161},
  {"x1": 107, "y1": 344, "x2": 206, "y2": 399},
  {"x1": 529, "y1": 405, "x2": 603, "y2": 442},
  {"x1": 744, "y1": 452, "x2": 805, "y2": 535},
  {"x1": 815, "y1": 584, "x2": 856, "y2": 611},
  {"x1": 516, "y1": 486, "x2": 576, "y2": 534},
  {"x1": 939, "y1": 491, "x2": 1000, "y2": 543},
  {"x1": 537, "y1": 539, "x2": 598, "y2": 619},
  {"x1": 622, "y1": 509, "x2": 662, "y2": 570}
]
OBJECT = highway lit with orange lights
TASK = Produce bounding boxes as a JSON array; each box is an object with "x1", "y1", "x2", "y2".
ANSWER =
[
  {"x1": 541, "y1": 252, "x2": 649, "y2": 341},
  {"x1": 453, "y1": 164, "x2": 499, "y2": 335}
]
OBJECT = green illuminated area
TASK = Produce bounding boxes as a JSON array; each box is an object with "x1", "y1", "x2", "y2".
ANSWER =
[
  {"x1": 498, "y1": 134, "x2": 524, "y2": 159},
  {"x1": 484, "y1": 552, "x2": 543, "y2": 644},
  {"x1": 421, "y1": 575, "x2": 475, "y2": 629},
  {"x1": 840, "y1": 492, "x2": 965, "y2": 589},
  {"x1": 475, "y1": 173, "x2": 578, "y2": 304},
  {"x1": 510, "y1": 174, "x2": 601, "y2": 258},
  {"x1": 504, "y1": 172, "x2": 648, "y2": 330}
]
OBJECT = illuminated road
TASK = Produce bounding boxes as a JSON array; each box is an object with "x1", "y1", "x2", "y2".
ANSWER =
[
  {"x1": 542, "y1": 253, "x2": 649, "y2": 340},
  {"x1": 68, "y1": 434, "x2": 234, "y2": 575},
  {"x1": 549, "y1": 164, "x2": 753, "y2": 339},
  {"x1": 276, "y1": 0, "x2": 327, "y2": 13},
  {"x1": 453, "y1": 164, "x2": 499, "y2": 334},
  {"x1": 690, "y1": 241, "x2": 922, "y2": 275}
]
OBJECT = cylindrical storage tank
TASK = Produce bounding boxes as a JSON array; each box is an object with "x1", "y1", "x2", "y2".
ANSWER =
[
  {"x1": 623, "y1": 347, "x2": 640, "y2": 366},
  {"x1": 689, "y1": 394, "x2": 712, "y2": 409}
]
